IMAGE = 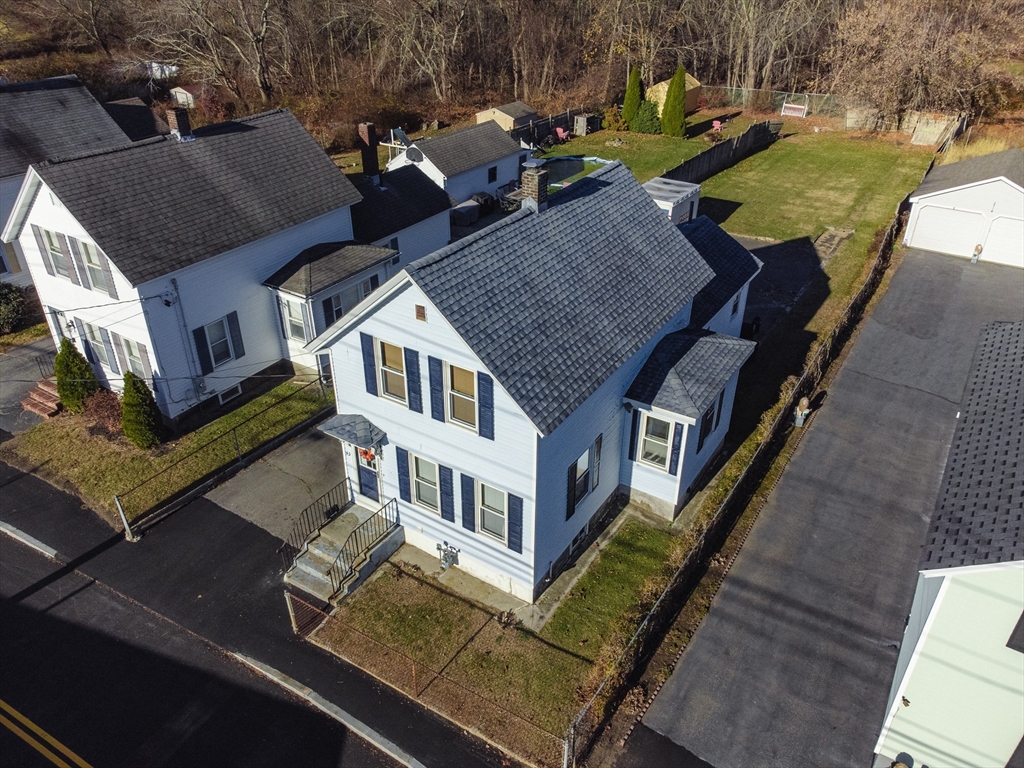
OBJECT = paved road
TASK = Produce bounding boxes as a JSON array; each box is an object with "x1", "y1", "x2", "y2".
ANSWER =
[
  {"x1": 1, "y1": 535, "x2": 399, "y2": 768},
  {"x1": 626, "y1": 251, "x2": 1024, "y2": 767},
  {"x1": 0, "y1": 463, "x2": 506, "y2": 768}
]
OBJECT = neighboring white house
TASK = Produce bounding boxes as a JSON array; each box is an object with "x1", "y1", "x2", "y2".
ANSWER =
[
  {"x1": 475, "y1": 101, "x2": 538, "y2": 131},
  {"x1": 386, "y1": 121, "x2": 526, "y2": 203},
  {"x1": 643, "y1": 177, "x2": 701, "y2": 224},
  {"x1": 874, "y1": 321, "x2": 1024, "y2": 768},
  {"x1": 1, "y1": 108, "x2": 450, "y2": 427},
  {"x1": 0, "y1": 75, "x2": 131, "y2": 286},
  {"x1": 306, "y1": 162, "x2": 761, "y2": 602},
  {"x1": 903, "y1": 148, "x2": 1023, "y2": 268}
]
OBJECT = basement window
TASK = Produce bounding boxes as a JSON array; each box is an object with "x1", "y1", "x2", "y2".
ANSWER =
[{"x1": 218, "y1": 384, "x2": 243, "y2": 405}]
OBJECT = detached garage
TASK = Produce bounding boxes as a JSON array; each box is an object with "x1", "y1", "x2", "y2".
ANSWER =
[{"x1": 904, "y1": 148, "x2": 1023, "y2": 268}]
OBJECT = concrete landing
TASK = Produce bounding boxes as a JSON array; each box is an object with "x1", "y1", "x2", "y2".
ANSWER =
[{"x1": 285, "y1": 504, "x2": 383, "y2": 602}]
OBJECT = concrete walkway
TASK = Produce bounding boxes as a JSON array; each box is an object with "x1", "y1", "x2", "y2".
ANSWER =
[
  {"x1": 624, "y1": 251, "x2": 1024, "y2": 768},
  {"x1": 0, "y1": 336, "x2": 54, "y2": 438}
]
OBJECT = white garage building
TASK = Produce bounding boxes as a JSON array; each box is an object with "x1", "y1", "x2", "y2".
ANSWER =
[{"x1": 904, "y1": 148, "x2": 1023, "y2": 269}]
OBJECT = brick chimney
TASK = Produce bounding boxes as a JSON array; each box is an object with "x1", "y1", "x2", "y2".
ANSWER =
[
  {"x1": 358, "y1": 122, "x2": 380, "y2": 182},
  {"x1": 521, "y1": 163, "x2": 548, "y2": 212},
  {"x1": 166, "y1": 107, "x2": 194, "y2": 142}
]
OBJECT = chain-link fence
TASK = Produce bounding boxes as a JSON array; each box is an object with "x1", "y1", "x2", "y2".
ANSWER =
[
  {"x1": 702, "y1": 86, "x2": 846, "y2": 119},
  {"x1": 115, "y1": 379, "x2": 333, "y2": 523},
  {"x1": 562, "y1": 195, "x2": 914, "y2": 767}
]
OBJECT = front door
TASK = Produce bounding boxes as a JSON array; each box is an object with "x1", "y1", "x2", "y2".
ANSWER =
[{"x1": 357, "y1": 447, "x2": 379, "y2": 502}]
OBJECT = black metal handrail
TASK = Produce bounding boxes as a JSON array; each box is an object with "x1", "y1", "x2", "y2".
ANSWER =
[
  {"x1": 278, "y1": 480, "x2": 351, "y2": 568},
  {"x1": 325, "y1": 498, "x2": 399, "y2": 596}
]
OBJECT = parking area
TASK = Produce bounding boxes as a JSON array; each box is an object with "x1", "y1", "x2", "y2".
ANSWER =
[{"x1": 0, "y1": 337, "x2": 54, "y2": 439}]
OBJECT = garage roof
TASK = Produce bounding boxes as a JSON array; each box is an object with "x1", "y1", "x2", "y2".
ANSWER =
[{"x1": 912, "y1": 148, "x2": 1024, "y2": 199}]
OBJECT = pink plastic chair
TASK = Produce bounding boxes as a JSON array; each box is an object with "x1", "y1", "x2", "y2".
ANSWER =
[{"x1": 712, "y1": 120, "x2": 723, "y2": 132}]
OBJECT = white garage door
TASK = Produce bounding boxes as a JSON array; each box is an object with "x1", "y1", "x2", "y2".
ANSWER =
[
  {"x1": 911, "y1": 206, "x2": 985, "y2": 258},
  {"x1": 982, "y1": 217, "x2": 1024, "y2": 268}
]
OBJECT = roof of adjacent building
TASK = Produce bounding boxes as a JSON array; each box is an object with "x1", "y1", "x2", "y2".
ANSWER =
[
  {"x1": 0, "y1": 75, "x2": 130, "y2": 178},
  {"x1": 487, "y1": 101, "x2": 537, "y2": 119},
  {"x1": 681, "y1": 216, "x2": 762, "y2": 329},
  {"x1": 405, "y1": 161, "x2": 716, "y2": 435},
  {"x1": 643, "y1": 176, "x2": 700, "y2": 205},
  {"x1": 32, "y1": 109, "x2": 362, "y2": 286},
  {"x1": 264, "y1": 241, "x2": 395, "y2": 297},
  {"x1": 415, "y1": 121, "x2": 522, "y2": 178},
  {"x1": 351, "y1": 166, "x2": 451, "y2": 243},
  {"x1": 912, "y1": 148, "x2": 1024, "y2": 199},
  {"x1": 921, "y1": 321, "x2": 1023, "y2": 570},
  {"x1": 103, "y1": 98, "x2": 170, "y2": 141},
  {"x1": 626, "y1": 329, "x2": 756, "y2": 418}
]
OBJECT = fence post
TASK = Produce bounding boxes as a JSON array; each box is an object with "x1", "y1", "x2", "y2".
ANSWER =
[
  {"x1": 114, "y1": 494, "x2": 140, "y2": 542},
  {"x1": 233, "y1": 428, "x2": 241, "y2": 460}
]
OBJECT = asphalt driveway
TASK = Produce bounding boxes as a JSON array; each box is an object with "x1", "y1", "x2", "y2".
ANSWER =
[
  {"x1": 628, "y1": 250, "x2": 1024, "y2": 767},
  {"x1": 0, "y1": 336, "x2": 54, "y2": 438}
]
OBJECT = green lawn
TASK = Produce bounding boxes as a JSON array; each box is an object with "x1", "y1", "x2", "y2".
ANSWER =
[
  {"x1": 0, "y1": 322, "x2": 50, "y2": 354},
  {"x1": 0, "y1": 379, "x2": 331, "y2": 523}
]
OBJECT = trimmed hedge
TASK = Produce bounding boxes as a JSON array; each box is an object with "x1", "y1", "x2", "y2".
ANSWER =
[
  {"x1": 121, "y1": 371, "x2": 163, "y2": 449},
  {"x1": 54, "y1": 337, "x2": 98, "y2": 414}
]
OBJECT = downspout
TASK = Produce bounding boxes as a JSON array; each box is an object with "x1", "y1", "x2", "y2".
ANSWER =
[{"x1": 170, "y1": 277, "x2": 202, "y2": 403}]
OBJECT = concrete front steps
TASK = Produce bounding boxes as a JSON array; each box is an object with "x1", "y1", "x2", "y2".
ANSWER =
[
  {"x1": 21, "y1": 377, "x2": 60, "y2": 418},
  {"x1": 284, "y1": 504, "x2": 403, "y2": 604}
]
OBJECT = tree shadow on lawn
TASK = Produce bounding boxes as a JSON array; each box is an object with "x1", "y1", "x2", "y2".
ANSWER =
[{"x1": 686, "y1": 111, "x2": 742, "y2": 139}]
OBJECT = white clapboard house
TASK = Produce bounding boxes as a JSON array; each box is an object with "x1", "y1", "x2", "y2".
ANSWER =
[
  {"x1": 306, "y1": 162, "x2": 761, "y2": 602},
  {"x1": 1, "y1": 109, "x2": 450, "y2": 425}
]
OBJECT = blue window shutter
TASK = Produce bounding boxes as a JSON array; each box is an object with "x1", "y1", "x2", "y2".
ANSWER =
[
  {"x1": 57, "y1": 235, "x2": 80, "y2": 286},
  {"x1": 594, "y1": 433, "x2": 603, "y2": 488},
  {"x1": 321, "y1": 297, "x2": 335, "y2": 329},
  {"x1": 668, "y1": 423, "x2": 683, "y2": 475},
  {"x1": 478, "y1": 372, "x2": 494, "y2": 440},
  {"x1": 405, "y1": 348, "x2": 423, "y2": 413},
  {"x1": 73, "y1": 317, "x2": 95, "y2": 364},
  {"x1": 360, "y1": 332, "x2": 378, "y2": 396},
  {"x1": 508, "y1": 494, "x2": 523, "y2": 554},
  {"x1": 226, "y1": 311, "x2": 245, "y2": 359},
  {"x1": 428, "y1": 356, "x2": 444, "y2": 421},
  {"x1": 31, "y1": 225, "x2": 55, "y2": 276},
  {"x1": 192, "y1": 326, "x2": 213, "y2": 375},
  {"x1": 628, "y1": 410, "x2": 640, "y2": 461},
  {"x1": 99, "y1": 328, "x2": 119, "y2": 374},
  {"x1": 396, "y1": 447, "x2": 411, "y2": 502},
  {"x1": 439, "y1": 465, "x2": 454, "y2": 522},
  {"x1": 460, "y1": 473, "x2": 476, "y2": 532},
  {"x1": 98, "y1": 249, "x2": 118, "y2": 299},
  {"x1": 68, "y1": 238, "x2": 91, "y2": 290},
  {"x1": 565, "y1": 461, "x2": 577, "y2": 520}
]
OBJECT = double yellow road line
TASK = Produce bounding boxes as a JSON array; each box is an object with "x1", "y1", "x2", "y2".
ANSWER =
[{"x1": 0, "y1": 699, "x2": 93, "y2": 768}]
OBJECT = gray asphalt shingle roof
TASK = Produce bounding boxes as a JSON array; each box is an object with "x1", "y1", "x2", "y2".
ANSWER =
[
  {"x1": 351, "y1": 166, "x2": 451, "y2": 243},
  {"x1": 32, "y1": 109, "x2": 362, "y2": 286},
  {"x1": 103, "y1": 98, "x2": 170, "y2": 141},
  {"x1": 912, "y1": 148, "x2": 1024, "y2": 198},
  {"x1": 264, "y1": 241, "x2": 395, "y2": 297},
  {"x1": 625, "y1": 329, "x2": 756, "y2": 418},
  {"x1": 681, "y1": 216, "x2": 762, "y2": 329},
  {"x1": 415, "y1": 121, "x2": 522, "y2": 178},
  {"x1": 0, "y1": 75, "x2": 130, "y2": 178},
  {"x1": 406, "y1": 161, "x2": 715, "y2": 435},
  {"x1": 492, "y1": 101, "x2": 537, "y2": 119},
  {"x1": 921, "y1": 321, "x2": 1023, "y2": 570}
]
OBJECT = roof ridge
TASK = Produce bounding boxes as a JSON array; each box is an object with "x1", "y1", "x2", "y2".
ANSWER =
[{"x1": 35, "y1": 134, "x2": 164, "y2": 167}]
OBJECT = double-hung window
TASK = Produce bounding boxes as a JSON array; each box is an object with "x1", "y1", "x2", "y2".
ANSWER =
[
  {"x1": 567, "y1": 435, "x2": 602, "y2": 518},
  {"x1": 640, "y1": 414, "x2": 671, "y2": 469},
  {"x1": 80, "y1": 241, "x2": 108, "y2": 294},
  {"x1": 206, "y1": 317, "x2": 233, "y2": 367},
  {"x1": 413, "y1": 455, "x2": 439, "y2": 512},
  {"x1": 284, "y1": 300, "x2": 306, "y2": 341},
  {"x1": 43, "y1": 230, "x2": 71, "y2": 279},
  {"x1": 448, "y1": 364, "x2": 477, "y2": 428},
  {"x1": 360, "y1": 275, "x2": 380, "y2": 299},
  {"x1": 123, "y1": 337, "x2": 146, "y2": 377},
  {"x1": 478, "y1": 482, "x2": 507, "y2": 542},
  {"x1": 731, "y1": 292, "x2": 741, "y2": 317},
  {"x1": 574, "y1": 448, "x2": 591, "y2": 503},
  {"x1": 83, "y1": 322, "x2": 108, "y2": 367},
  {"x1": 487, "y1": 166, "x2": 498, "y2": 184},
  {"x1": 696, "y1": 402, "x2": 716, "y2": 453},
  {"x1": 378, "y1": 341, "x2": 407, "y2": 402}
]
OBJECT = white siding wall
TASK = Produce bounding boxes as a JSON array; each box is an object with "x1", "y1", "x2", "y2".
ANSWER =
[
  {"x1": 624, "y1": 406, "x2": 688, "y2": 514},
  {"x1": 1, "y1": 174, "x2": 33, "y2": 286},
  {"x1": 385, "y1": 155, "x2": 447, "y2": 191},
  {"x1": 703, "y1": 281, "x2": 751, "y2": 337},
  {"x1": 675, "y1": 366, "x2": 742, "y2": 502},
  {"x1": 372, "y1": 210, "x2": 450, "y2": 271},
  {"x1": 135, "y1": 207, "x2": 354, "y2": 417},
  {"x1": 443, "y1": 153, "x2": 522, "y2": 203},
  {"x1": 327, "y1": 282, "x2": 539, "y2": 600}
]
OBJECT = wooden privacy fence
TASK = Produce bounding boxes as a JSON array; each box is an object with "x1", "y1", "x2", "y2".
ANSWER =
[{"x1": 662, "y1": 120, "x2": 780, "y2": 185}]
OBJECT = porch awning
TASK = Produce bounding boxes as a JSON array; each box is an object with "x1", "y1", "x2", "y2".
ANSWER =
[{"x1": 318, "y1": 413, "x2": 386, "y2": 449}]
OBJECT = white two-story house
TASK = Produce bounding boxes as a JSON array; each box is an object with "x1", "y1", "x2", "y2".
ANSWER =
[
  {"x1": 1, "y1": 108, "x2": 451, "y2": 427},
  {"x1": 308, "y1": 162, "x2": 760, "y2": 602}
]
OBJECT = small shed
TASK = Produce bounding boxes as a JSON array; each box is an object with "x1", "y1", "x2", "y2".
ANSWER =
[
  {"x1": 476, "y1": 101, "x2": 539, "y2": 131},
  {"x1": 170, "y1": 85, "x2": 203, "y2": 109},
  {"x1": 904, "y1": 148, "x2": 1023, "y2": 268},
  {"x1": 643, "y1": 177, "x2": 701, "y2": 224},
  {"x1": 646, "y1": 73, "x2": 702, "y2": 117}
]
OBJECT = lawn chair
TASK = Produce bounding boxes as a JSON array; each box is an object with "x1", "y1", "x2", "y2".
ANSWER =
[
  {"x1": 554, "y1": 126, "x2": 571, "y2": 142},
  {"x1": 712, "y1": 120, "x2": 723, "y2": 132}
]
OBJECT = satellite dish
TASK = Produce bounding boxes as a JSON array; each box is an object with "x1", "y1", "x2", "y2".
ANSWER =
[{"x1": 406, "y1": 146, "x2": 424, "y2": 163}]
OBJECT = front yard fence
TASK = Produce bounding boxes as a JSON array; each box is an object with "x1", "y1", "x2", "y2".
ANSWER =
[{"x1": 561, "y1": 196, "x2": 913, "y2": 767}]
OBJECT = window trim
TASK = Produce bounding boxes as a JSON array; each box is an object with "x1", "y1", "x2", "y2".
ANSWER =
[
  {"x1": 122, "y1": 337, "x2": 146, "y2": 377},
  {"x1": 411, "y1": 454, "x2": 441, "y2": 514},
  {"x1": 574, "y1": 446, "x2": 591, "y2": 504},
  {"x1": 83, "y1": 322, "x2": 108, "y2": 367},
  {"x1": 80, "y1": 241, "x2": 108, "y2": 294},
  {"x1": 360, "y1": 274, "x2": 381, "y2": 299},
  {"x1": 377, "y1": 339, "x2": 408, "y2": 404},
  {"x1": 205, "y1": 317, "x2": 234, "y2": 368},
  {"x1": 446, "y1": 363, "x2": 478, "y2": 431},
  {"x1": 477, "y1": 481, "x2": 508, "y2": 544},
  {"x1": 43, "y1": 230, "x2": 72, "y2": 280},
  {"x1": 217, "y1": 384, "x2": 243, "y2": 404},
  {"x1": 283, "y1": 299, "x2": 306, "y2": 342},
  {"x1": 638, "y1": 413, "x2": 672, "y2": 470}
]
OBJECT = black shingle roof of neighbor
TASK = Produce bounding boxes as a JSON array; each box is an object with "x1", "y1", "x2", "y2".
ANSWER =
[
  {"x1": 625, "y1": 329, "x2": 756, "y2": 418},
  {"x1": 0, "y1": 75, "x2": 130, "y2": 178},
  {"x1": 103, "y1": 98, "x2": 170, "y2": 141},
  {"x1": 681, "y1": 216, "x2": 762, "y2": 329},
  {"x1": 264, "y1": 241, "x2": 395, "y2": 297},
  {"x1": 912, "y1": 147, "x2": 1024, "y2": 198},
  {"x1": 405, "y1": 161, "x2": 716, "y2": 436},
  {"x1": 351, "y1": 166, "x2": 452, "y2": 243},
  {"x1": 921, "y1": 321, "x2": 1023, "y2": 570},
  {"x1": 32, "y1": 109, "x2": 362, "y2": 286},
  {"x1": 415, "y1": 121, "x2": 522, "y2": 178},
  {"x1": 493, "y1": 101, "x2": 537, "y2": 119}
]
